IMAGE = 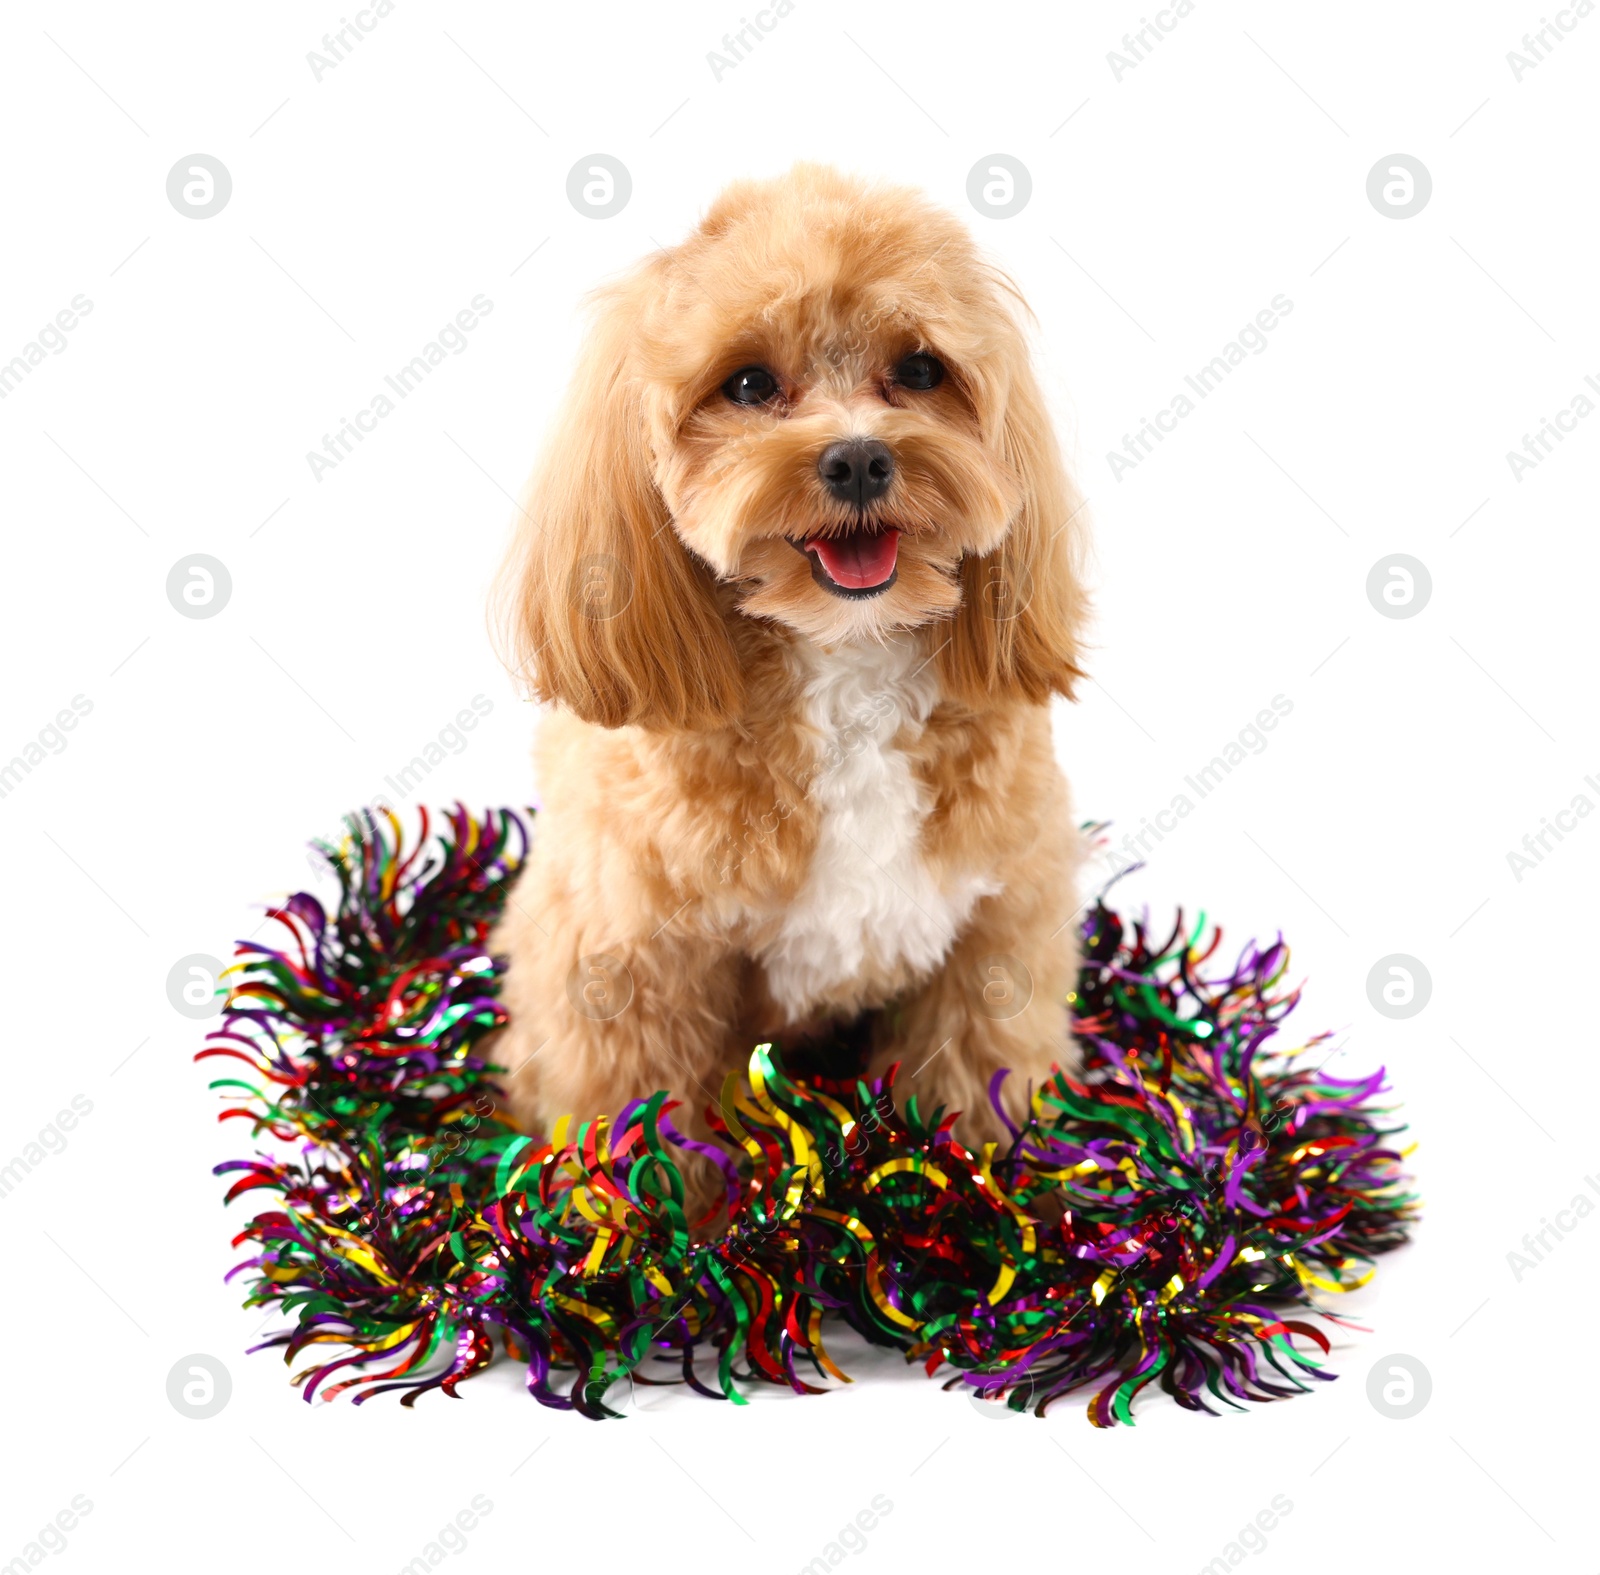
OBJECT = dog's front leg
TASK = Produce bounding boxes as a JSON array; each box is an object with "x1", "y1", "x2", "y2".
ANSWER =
[
  {"x1": 866, "y1": 875, "x2": 1081, "y2": 1153},
  {"x1": 489, "y1": 872, "x2": 749, "y2": 1217}
]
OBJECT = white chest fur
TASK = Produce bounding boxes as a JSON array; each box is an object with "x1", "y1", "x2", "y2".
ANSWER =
[{"x1": 756, "y1": 639, "x2": 1000, "y2": 1018}]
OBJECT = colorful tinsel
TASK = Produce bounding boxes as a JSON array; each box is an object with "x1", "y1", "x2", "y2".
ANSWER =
[{"x1": 203, "y1": 805, "x2": 1415, "y2": 1422}]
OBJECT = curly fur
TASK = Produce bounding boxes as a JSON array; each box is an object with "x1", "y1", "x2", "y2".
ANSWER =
[{"x1": 490, "y1": 164, "x2": 1091, "y2": 1217}]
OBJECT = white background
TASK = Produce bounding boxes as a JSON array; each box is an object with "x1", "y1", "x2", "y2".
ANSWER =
[{"x1": 1, "y1": 1, "x2": 1595, "y2": 1570}]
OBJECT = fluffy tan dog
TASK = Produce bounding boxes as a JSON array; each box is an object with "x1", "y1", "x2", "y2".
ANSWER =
[{"x1": 491, "y1": 164, "x2": 1089, "y2": 1217}]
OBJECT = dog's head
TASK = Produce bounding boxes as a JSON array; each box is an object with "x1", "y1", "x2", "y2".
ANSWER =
[{"x1": 499, "y1": 163, "x2": 1088, "y2": 727}]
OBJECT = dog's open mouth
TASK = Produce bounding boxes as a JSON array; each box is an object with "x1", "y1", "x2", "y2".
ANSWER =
[{"x1": 791, "y1": 526, "x2": 900, "y2": 599}]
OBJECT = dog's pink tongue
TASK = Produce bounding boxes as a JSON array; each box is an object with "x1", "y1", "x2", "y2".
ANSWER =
[{"x1": 809, "y1": 528, "x2": 899, "y2": 589}]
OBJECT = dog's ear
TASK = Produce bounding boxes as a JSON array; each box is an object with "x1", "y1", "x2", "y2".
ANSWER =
[
  {"x1": 495, "y1": 268, "x2": 743, "y2": 730},
  {"x1": 937, "y1": 331, "x2": 1089, "y2": 707}
]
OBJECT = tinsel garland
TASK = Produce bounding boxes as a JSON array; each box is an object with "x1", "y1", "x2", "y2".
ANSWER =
[{"x1": 202, "y1": 805, "x2": 1414, "y2": 1422}]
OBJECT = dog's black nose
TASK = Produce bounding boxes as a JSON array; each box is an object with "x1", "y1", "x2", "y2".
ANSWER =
[{"x1": 818, "y1": 438, "x2": 894, "y2": 506}]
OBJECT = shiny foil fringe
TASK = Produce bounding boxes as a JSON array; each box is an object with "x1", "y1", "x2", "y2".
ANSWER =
[{"x1": 203, "y1": 806, "x2": 1415, "y2": 1423}]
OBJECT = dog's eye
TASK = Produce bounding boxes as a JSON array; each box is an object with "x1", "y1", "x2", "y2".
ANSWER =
[
  {"x1": 722, "y1": 366, "x2": 780, "y2": 406},
  {"x1": 893, "y1": 352, "x2": 945, "y2": 391}
]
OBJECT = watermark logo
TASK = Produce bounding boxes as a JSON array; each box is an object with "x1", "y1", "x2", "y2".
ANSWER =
[
  {"x1": 1365, "y1": 954, "x2": 1431, "y2": 1019},
  {"x1": 1193, "y1": 1494, "x2": 1295, "y2": 1572},
  {"x1": 706, "y1": 1, "x2": 799, "y2": 81},
  {"x1": 1107, "y1": 295, "x2": 1295, "y2": 480},
  {"x1": 1106, "y1": 1, "x2": 1198, "y2": 81},
  {"x1": 166, "y1": 554, "x2": 232, "y2": 619},
  {"x1": 167, "y1": 953, "x2": 227, "y2": 1019},
  {"x1": 0, "y1": 1096, "x2": 94, "y2": 1201},
  {"x1": 572, "y1": 553, "x2": 635, "y2": 621},
  {"x1": 975, "y1": 954, "x2": 1032, "y2": 1019},
  {"x1": 567, "y1": 156, "x2": 631, "y2": 219},
  {"x1": 1365, "y1": 1353, "x2": 1431, "y2": 1419},
  {"x1": 0, "y1": 695, "x2": 93, "y2": 802},
  {"x1": 1507, "y1": 7, "x2": 1595, "y2": 81},
  {"x1": 966, "y1": 156, "x2": 1031, "y2": 219},
  {"x1": 1366, "y1": 155, "x2": 1431, "y2": 219},
  {"x1": 794, "y1": 1495, "x2": 894, "y2": 1570},
  {"x1": 306, "y1": 1, "x2": 399, "y2": 82},
  {"x1": 1101, "y1": 695, "x2": 1295, "y2": 877},
  {"x1": 0, "y1": 295, "x2": 95, "y2": 402},
  {"x1": 1506, "y1": 1176, "x2": 1600, "y2": 1280},
  {"x1": 166, "y1": 1353, "x2": 232, "y2": 1419},
  {"x1": 1365, "y1": 554, "x2": 1431, "y2": 619},
  {"x1": 396, "y1": 1495, "x2": 495, "y2": 1569},
  {"x1": 166, "y1": 155, "x2": 232, "y2": 219},
  {"x1": 566, "y1": 954, "x2": 635, "y2": 1020},
  {"x1": 307, "y1": 697, "x2": 496, "y2": 874},
  {"x1": 375, "y1": 695, "x2": 494, "y2": 806},
  {"x1": 1505, "y1": 374, "x2": 1600, "y2": 481},
  {"x1": 306, "y1": 295, "x2": 496, "y2": 482},
  {"x1": 975, "y1": 554, "x2": 1035, "y2": 624},
  {"x1": 1506, "y1": 773, "x2": 1600, "y2": 881},
  {"x1": 3, "y1": 1499, "x2": 94, "y2": 1567},
  {"x1": 967, "y1": 1372, "x2": 1037, "y2": 1418}
]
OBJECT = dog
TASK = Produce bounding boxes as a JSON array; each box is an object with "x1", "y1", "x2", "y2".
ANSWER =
[{"x1": 490, "y1": 164, "x2": 1089, "y2": 1219}]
